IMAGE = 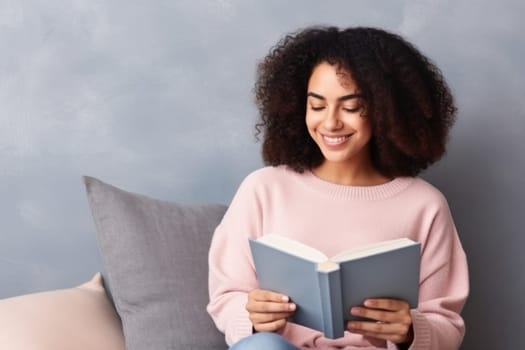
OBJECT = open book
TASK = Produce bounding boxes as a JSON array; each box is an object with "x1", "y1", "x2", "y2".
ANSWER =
[{"x1": 249, "y1": 235, "x2": 420, "y2": 339}]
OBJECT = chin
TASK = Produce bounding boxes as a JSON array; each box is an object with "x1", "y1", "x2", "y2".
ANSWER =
[{"x1": 321, "y1": 155, "x2": 352, "y2": 164}]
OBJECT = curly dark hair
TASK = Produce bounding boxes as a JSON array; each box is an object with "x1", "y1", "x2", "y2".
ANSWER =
[{"x1": 254, "y1": 26, "x2": 456, "y2": 177}]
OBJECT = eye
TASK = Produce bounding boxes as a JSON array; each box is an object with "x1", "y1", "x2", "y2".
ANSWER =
[
  {"x1": 342, "y1": 106, "x2": 361, "y2": 113},
  {"x1": 310, "y1": 105, "x2": 326, "y2": 111},
  {"x1": 342, "y1": 103, "x2": 362, "y2": 113}
]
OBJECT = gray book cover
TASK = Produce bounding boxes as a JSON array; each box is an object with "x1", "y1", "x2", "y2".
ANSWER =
[
  {"x1": 249, "y1": 239, "x2": 332, "y2": 335},
  {"x1": 249, "y1": 237, "x2": 420, "y2": 338},
  {"x1": 338, "y1": 243, "x2": 420, "y2": 321}
]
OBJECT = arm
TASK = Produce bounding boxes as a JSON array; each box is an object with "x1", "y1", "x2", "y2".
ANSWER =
[
  {"x1": 206, "y1": 181, "x2": 260, "y2": 345},
  {"x1": 207, "y1": 171, "x2": 322, "y2": 347},
  {"x1": 346, "y1": 196, "x2": 468, "y2": 350},
  {"x1": 396, "y1": 197, "x2": 469, "y2": 350},
  {"x1": 207, "y1": 174, "x2": 295, "y2": 345}
]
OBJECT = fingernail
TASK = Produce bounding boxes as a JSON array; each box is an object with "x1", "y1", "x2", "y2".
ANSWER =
[
  {"x1": 289, "y1": 303, "x2": 296, "y2": 311},
  {"x1": 350, "y1": 307, "x2": 362, "y2": 315},
  {"x1": 281, "y1": 295, "x2": 289, "y2": 302}
]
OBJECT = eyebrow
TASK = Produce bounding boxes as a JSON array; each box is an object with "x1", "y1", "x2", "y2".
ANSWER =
[{"x1": 307, "y1": 92, "x2": 363, "y2": 101}]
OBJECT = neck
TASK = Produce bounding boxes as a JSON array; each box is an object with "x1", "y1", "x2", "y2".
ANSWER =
[{"x1": 311, "y1": 160, "x2": 391, "y2": 186}]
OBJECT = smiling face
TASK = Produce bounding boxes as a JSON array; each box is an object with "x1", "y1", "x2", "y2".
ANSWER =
[{"x1": 306, "y1": 62, "x2": 374, "y2": 181}]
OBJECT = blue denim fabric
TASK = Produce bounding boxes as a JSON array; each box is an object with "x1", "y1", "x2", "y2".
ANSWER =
[{"x1": 229, "y1": 332, "x2": 300, "y2": 350}]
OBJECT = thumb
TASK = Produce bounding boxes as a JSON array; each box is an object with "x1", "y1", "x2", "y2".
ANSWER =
[{"x1": 364, "y1": 336, "x2": 387, "y2": 347}]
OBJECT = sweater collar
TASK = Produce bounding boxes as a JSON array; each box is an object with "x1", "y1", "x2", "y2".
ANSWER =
[{"x1": 291, "y1": 167, "x2": 415, "y2": 200}]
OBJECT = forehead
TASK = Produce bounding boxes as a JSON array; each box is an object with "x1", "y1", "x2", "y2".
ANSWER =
[{"x1": 308, "y1": 62, "x2": 358, "y2": 92}]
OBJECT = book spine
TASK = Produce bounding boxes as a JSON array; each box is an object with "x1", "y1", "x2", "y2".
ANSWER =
[{"x1": 317, "y1": 269, "x2": 344, "y2": 339}]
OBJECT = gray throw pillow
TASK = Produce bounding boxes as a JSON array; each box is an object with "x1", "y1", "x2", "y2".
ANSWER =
[{"x1": 83, "y1": 176, "x2": 227, "y2": 350}]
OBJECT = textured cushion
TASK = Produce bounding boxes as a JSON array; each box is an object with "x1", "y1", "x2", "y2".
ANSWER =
[
  {"x1": 84, "y1": 176, "x2": 227, "y2": 350},
  {"x1": 0, "y1": 273, "x2": 124, "y2": 350}
]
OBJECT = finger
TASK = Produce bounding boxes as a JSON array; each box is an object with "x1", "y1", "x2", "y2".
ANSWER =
[
  {"x1": 251, "y1": 289, "x2": 290, "y2": 303},
  {"x1": 347, "y1": 321, "x2": 411, "y2": 343},
  {"x1": 250, "y1": 311, "x2": 294, "y2": 325},
  {"x1": 350, "y1": 306, "x2": 412, "y2": 325},
  {"x1": 362, "y1": 298, "x2": 410, "y2": 311},
  {"x1": 246, "y1": 300, "x2": 296, "y2": 313},
  {"x1": 253, "y1": 317, "x2": 288, "y2": 333},
  {"x1": 350, "y1": 327, "x2": 410, "y2": 344},
  {"x1": 363, "y1": 336, "x2": 387, "y2": 347},
  {"x1": 348, "y1": 320, "x2": 409, "y2": 335}
]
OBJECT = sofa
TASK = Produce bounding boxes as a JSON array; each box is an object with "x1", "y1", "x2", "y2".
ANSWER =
[{"x1": 0, "y1": 176, "x2": 228, "y2": 350}]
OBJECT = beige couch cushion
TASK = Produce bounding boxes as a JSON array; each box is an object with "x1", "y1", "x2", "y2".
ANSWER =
[{"x1": 0, "y1": 273, "x2": 124, "y2": 350}]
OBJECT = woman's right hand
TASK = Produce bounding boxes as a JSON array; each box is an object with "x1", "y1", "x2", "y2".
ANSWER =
[{"x1": 246, "y1": 289, "x2": 296, "y2": 332}]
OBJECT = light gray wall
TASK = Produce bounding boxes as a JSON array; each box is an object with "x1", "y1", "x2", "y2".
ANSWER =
[{"x1": 1, "y1": 1, "x2": 523, "y2": 348}]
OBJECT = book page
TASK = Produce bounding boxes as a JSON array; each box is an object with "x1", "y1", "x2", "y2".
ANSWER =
[
  {"x1": 255, "y1": 234, "x2": 328, "y2": 263},
  {"x1": 330, "y1": 238, "x2": 416, "y2": 262},
  {"x1": 317, "y1": 260, "x2": 340, "y2": 272}
]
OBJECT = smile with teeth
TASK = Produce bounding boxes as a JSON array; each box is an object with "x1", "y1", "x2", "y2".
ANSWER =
[{"x1": 322, "y1": 134, "x2": 351, "y2": 145}]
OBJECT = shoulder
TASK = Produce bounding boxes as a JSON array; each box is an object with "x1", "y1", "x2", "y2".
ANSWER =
[
  {"x1": 230, "y1": 165, "x2": 307, "y2": 205},
  {"x1": 409, "y1": 177, "x2": 447, "y2": 198},
  {"x1": 222, "y1": 166, "x2": 299, "y2": 226},
  {"x1": 239, "y1": 165, "x2": 297, "y2": 190},
  {"x1": 402, "y1": 177, "x2": 451, "y2": 211},
  {"x1": 397, "y1": 178, "x2": 459, "y2": 245}
]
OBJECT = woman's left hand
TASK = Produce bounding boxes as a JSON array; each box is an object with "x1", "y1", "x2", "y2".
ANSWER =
[{"x1": 347, "y1": 298, "x2": 413, "y2": 345}]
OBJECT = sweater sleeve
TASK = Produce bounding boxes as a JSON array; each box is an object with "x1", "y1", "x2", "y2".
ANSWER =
[
  {"x1": 206, "y1": 172, "x2": 330, "y2": 348},
  {"x1": 206, "y1": 175, "x2": 262, "y2": 346},
  {"x1": 391, "y1": 196, "x2": 469, "y2": 350}
]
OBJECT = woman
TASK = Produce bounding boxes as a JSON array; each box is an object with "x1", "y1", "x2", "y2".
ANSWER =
[{"x1": 207, "y1": 26, "x2": 468, "y2": 350}]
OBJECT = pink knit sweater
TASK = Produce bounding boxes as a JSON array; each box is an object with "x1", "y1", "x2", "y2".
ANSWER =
[{"x1": 207, "y1": 166, "x2": 468, "y2": 349}]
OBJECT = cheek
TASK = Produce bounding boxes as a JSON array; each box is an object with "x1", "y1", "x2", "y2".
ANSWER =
[
  {"x1": 356, "y1": 119, "x2": 373, "y2": 138},
  {"x1": 305, "y1": 113, "x2": 317, "y2": 132},
  {"x1": 363, "y1": 126, "x2": 373, "y2": 141}
]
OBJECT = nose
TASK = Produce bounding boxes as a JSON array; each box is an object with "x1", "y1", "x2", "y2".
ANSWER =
[{"x1": 322, "y1": 108, "x2": 343, "y2": 131}]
